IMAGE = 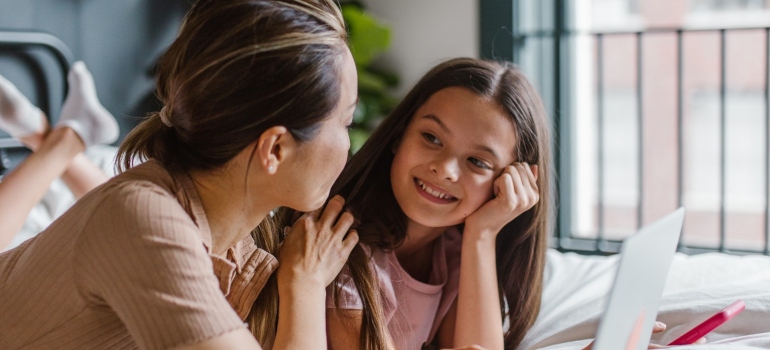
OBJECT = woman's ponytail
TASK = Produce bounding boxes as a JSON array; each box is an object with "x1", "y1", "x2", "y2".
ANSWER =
[{"x1": 116, "y1": 112, "x2": 171, "y2": 172}]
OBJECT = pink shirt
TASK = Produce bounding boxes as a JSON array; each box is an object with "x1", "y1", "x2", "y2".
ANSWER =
[{"x1": 327, "y1": 228, "x2": 462, "y2": 349}]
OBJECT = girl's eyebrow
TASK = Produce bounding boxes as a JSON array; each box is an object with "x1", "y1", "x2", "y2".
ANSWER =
[
  {"x1": 421, "y1": 114, "x2": 451, "y2": 134},
  {"x1": 475, "y1": 144, "x2": 501, "y2": 162}
]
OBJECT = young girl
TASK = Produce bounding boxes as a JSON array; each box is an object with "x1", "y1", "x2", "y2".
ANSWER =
[{"x1": 320, "y1": 58, "x2": 551, "y2": 350}]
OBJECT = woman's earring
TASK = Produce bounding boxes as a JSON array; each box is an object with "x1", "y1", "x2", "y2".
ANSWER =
[{"x1": 268, "y1": 166, "x2": 274, "y2": 173}]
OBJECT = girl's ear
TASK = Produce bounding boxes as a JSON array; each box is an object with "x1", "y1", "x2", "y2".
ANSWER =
[{"x1": 255, "y1": 126, "x2": 295, "y2": 174}]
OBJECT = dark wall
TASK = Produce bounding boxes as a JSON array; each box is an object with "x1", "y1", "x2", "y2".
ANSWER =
[{"x1": 0, "y1": 0, "x2": 191, "y2": 140}]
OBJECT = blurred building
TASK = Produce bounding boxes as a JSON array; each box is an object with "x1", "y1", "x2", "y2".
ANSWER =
[{"x1": 568, "y1": 0, "x2": 770, "y2": 250}]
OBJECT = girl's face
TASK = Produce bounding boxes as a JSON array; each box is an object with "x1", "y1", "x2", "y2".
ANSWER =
[{"x1": 390, "y1": 87, "x2": 518, "y2": 229}]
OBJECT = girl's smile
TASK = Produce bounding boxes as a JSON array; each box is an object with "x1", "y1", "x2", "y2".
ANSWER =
[{"x1": 414, "y1": 177, "x2": 458, "y2": 203}]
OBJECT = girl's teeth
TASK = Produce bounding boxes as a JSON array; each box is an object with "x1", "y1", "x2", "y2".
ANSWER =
[{"x1": 418, "y1": 179, "x2": 450, "y2": 199}]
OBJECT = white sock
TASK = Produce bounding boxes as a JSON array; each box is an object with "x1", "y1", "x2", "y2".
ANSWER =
[
  {"x1": 0, "y1": 74, "x2": 44, "y2": 138},
  {"x1": 56, "y1": 61, "x2": 119, "y2": 148}
]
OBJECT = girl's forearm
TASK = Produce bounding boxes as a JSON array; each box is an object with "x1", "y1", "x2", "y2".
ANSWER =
[{"x1": 453, "y1": 232, "x2": 504, "y2": 350}]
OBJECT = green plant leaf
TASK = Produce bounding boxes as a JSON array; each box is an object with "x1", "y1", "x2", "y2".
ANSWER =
[
  {"x1": 349, "y1": 128, "x2": 370, "y2": 154},
  {"x1": 366, "y1": 66, "x2": 400, "y2": 87},
  {"x1": 358, "y1": 69, "x2": 388, "y2": 94},
  {"x1": 343, "y1": 5, "x2": 391, "y2": 68}
]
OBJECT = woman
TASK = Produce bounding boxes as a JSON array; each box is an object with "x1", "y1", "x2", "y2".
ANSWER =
[{"x1": 0, "y1": 0, "x2": 358, "y2": 349}]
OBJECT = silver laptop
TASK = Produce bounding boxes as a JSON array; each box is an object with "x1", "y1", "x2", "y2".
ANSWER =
[{"x1": 592, "y1": 207, "x2": 685, "y2": 350}]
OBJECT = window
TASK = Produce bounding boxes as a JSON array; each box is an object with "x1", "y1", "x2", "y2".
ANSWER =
[{"x1": 481, "y1": 0, "x2": 770, "y2": 253}]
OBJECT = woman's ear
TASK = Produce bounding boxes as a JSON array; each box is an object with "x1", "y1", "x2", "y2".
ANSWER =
[{"x1": 256, "y1": 126, "x2": 294, "y2": 174}]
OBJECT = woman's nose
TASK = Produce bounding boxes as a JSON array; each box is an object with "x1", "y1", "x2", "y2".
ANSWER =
[{"x1": 429, "y1": 156, "x2": 459, "y2": 182}]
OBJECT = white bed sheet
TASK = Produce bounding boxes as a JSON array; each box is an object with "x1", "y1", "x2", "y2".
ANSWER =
[{"x1": 521, "y1": 249, "x2": 770, "y2": 349}]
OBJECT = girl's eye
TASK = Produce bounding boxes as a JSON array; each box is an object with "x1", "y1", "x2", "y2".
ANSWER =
[
  {"x1": 346, "y1": 121, "x2": 357, "y2": 130},
  {"x1": 422, "y1": 133, "x2": 441, "y2": 145},
  {"x1": 468, "y1": 157, "x2": 492, "y2": 171}
]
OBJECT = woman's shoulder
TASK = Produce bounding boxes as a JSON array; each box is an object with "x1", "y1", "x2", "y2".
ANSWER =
[
  {"x1": 107, "y1": 159, "x2": 179, "y2": 194},
  {"x1": 74, "y1": 161, "x2": 202, "y2": 245},
  {"x1": 87, "y1": 160, "x2": 197, "y2": 221}
]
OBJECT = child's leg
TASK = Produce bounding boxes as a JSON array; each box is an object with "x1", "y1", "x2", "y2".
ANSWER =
[
  {"x1": 21, "y1": 134, "x2": 109, "y2": 199},
  {"x1": 0, "y1": 63, "x2": 117, "y2": 249},
  {"x1": 2, "y1": 62, "x2": 116, "y2": 198},
  {"x1": 60, "y1": 154, "x2": 111, "y2": 199},
  {"x1": 0, "y1": 127, "x2": 85, "y2": 249}
]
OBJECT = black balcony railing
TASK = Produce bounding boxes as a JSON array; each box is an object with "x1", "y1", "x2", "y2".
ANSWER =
[{"x1": 508, "y1": 27, "x2": 770, "y2": 256}]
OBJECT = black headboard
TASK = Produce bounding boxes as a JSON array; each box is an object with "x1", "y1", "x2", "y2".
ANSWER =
[{"x1": 0, "y1": 31, "x2": 74, "y2": 175}]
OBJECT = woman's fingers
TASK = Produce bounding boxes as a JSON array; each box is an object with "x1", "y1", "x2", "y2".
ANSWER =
[
  {"x1": 331, "y1": 211, "x2": 355, "y2": 238},
  {"x1": 341, "y1": 230, "x2": 359, "y2": 256},
  {"x1": 277, "y1": 196, "x2": 359, "y2": 289},
  {"x1": 332, "y1": 211, "x2": 357, "y2": 266},
  {"x1": 319, "y1": 195, "x2": 345, "y2": 227}
]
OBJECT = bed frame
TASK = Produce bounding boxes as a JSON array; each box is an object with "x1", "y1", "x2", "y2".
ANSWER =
[{"x1": 0, "y1": 30, "x2": 74, "y2": 175}]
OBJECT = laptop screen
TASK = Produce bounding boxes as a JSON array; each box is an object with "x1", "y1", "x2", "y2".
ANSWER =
[{"x1": 592, "y1": 208, "x2": 685, "y2": 350}]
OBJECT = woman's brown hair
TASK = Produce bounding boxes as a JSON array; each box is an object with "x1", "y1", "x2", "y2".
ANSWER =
[
  {"x1": 325, "y1": 58, "x2": 553, "y2": 349},
  {"x1": 116, "y1": 0, "x2": 348, "y2": 348}
]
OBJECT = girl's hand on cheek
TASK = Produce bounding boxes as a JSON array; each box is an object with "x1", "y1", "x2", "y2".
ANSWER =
[
  {"x1": 276, "y1": 195, "x2": 359, "y2": 292},
  {"x1": 464, "y1": 162, "x2": 539, "y2": 240}
]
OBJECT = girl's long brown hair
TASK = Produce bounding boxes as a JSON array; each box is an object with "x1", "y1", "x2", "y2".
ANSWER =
[
  {"x1": 324, "y1": 58, "x2": 553, "y2": 349},
  {"x1": 115, "y1": 0, "x2": 348, "y2": 348}
]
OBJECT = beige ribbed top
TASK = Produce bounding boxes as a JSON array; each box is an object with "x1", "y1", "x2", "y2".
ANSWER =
[{"x1": 0, "y1": 160, "x2": 278, "y2": 350}]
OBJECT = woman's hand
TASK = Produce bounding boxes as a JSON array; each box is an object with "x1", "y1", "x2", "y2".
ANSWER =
[
  {"x1": 276, "y1": 195, "x2": 359, "y2": 290},
  {"x1": 464, "y1": 162, "x2": 539, "y2": 240},
  {"x1": 273, "y1": 195, "x2": 359, "y2": 350}
]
